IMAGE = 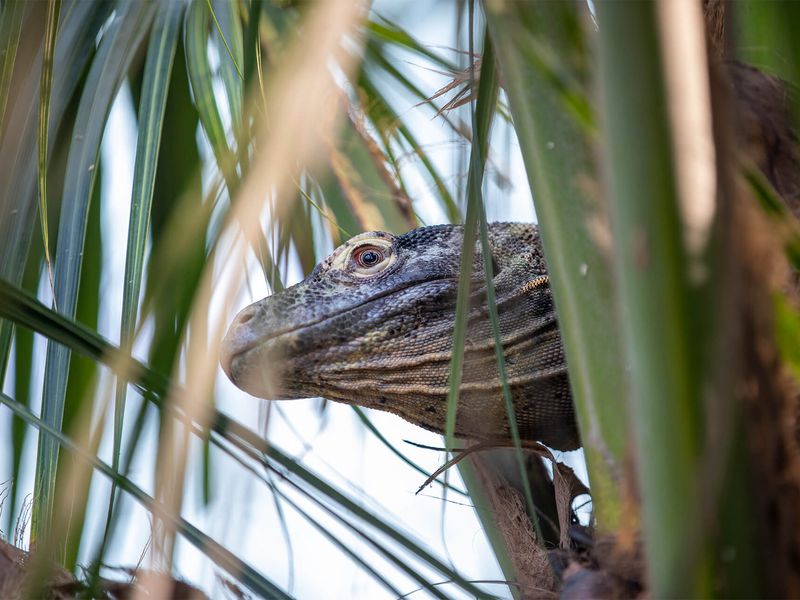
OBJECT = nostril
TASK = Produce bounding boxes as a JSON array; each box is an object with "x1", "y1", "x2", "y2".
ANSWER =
[{"x1": 236, "y1": 306, "x2": 256, "y2": 326}]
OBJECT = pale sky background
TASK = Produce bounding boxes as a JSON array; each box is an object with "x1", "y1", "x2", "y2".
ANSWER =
[{"x1": 0, "y1": 2, "x2": 587, "y2": 599}]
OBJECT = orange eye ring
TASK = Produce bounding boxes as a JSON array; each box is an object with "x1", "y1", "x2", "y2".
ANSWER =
[{"x1": 353, "y1": 245, "x2": 386, "y2": 269}]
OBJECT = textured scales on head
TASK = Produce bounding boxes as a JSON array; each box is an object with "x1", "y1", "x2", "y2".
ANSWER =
[{"x1": 220, "y1": 222, "x2": 579, "y2": 450}]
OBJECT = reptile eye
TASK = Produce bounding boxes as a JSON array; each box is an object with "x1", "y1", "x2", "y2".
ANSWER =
[
  {"x1": 353, "y1": 245, "x2": 387, "y2": 269},
  {"x1": 336, "y1": 236, "x2": 397, "y2": 278}
]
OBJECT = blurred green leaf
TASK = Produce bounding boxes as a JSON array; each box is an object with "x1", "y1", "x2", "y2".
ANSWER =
[
  {"x1": 485, "y1": 0, "x2": 627, "y2": 532},
  {"x1": 58, "y1": 159, "x2": 102, "y2": 569},
  {"x1": 210, "y1": 0, "x2": 244, "y2": 126},
  {"x1": 470, "y1": 32, "x2": 544, "y2": 541},
  {"x1": 775, "y1": 294, "x2": 800, "y2": 382},
  {"x1": 0, "y1": 0, "x2": 25, "y2": 131},
  {"x1": 112, "y1": 0, "x2": 183, "y2": 510},
  {"x1": 5, "y1": 244, "x2": 41, "y2": 537},
  {"x1": 34, "y1": 1, "x2": 156, "y2": 542},
  {"x1": 0, "y1": 0, "x2": 112, "y2": 382},
  {"x1": 595, "y1": 2, "x2": 715, "y2": 595},
  {"x1": 366, "y1": 17, "x2": 458, "y2": 73},
  {"x1": 184, "y1": 0, "x2": 238, "y2": 192},
  {"x1": 36, "y1": 0, "x2": 60, "y2": 304},
  {"x1": 735, "y1": 0, "x2": 800, "y2": 87}
]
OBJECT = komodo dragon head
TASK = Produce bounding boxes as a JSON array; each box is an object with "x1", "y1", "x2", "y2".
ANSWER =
[{"x1": 220, "y1": 222, "x2": 579, "y2": 450}]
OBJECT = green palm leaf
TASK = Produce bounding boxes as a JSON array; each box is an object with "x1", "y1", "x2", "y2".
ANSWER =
[{"x1": 34, "y1": 1, "x2": 156, "y2": 543}]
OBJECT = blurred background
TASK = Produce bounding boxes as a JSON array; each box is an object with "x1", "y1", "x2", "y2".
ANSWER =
[{"x1": 3, "y1": 0, "x2": 800, "y2": 598}]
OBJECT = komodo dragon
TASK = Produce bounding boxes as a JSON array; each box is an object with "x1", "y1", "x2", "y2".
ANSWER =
[{"x1": 220, "y1": 222, "x2": 578, "y2": 451}]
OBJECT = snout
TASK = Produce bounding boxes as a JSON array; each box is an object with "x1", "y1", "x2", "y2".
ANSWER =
[
  {"x1": 220, "y1": 303, "x2": 289, "y2": 399},
  {"x1": 220, "y1": 304, "x2": 258, "y2": 383}
]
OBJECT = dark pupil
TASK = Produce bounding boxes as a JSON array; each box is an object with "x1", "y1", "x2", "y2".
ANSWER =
[{"x1": 361, "y1": 250, "x2": 380, "y2": 266}]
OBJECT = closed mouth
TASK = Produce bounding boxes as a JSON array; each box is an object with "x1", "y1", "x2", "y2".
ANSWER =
[{"x1": 227, "y1": 276, "x2": 459, "y2": 366}]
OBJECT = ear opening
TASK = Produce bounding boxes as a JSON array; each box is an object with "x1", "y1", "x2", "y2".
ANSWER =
[{"x1": 490, "y1": 252, "x2": 502, "y2": 277}]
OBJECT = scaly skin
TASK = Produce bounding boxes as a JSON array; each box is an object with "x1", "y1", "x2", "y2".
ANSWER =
[{"x1": 220, "y1": 222, "x2": 579, "y2": 450}]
